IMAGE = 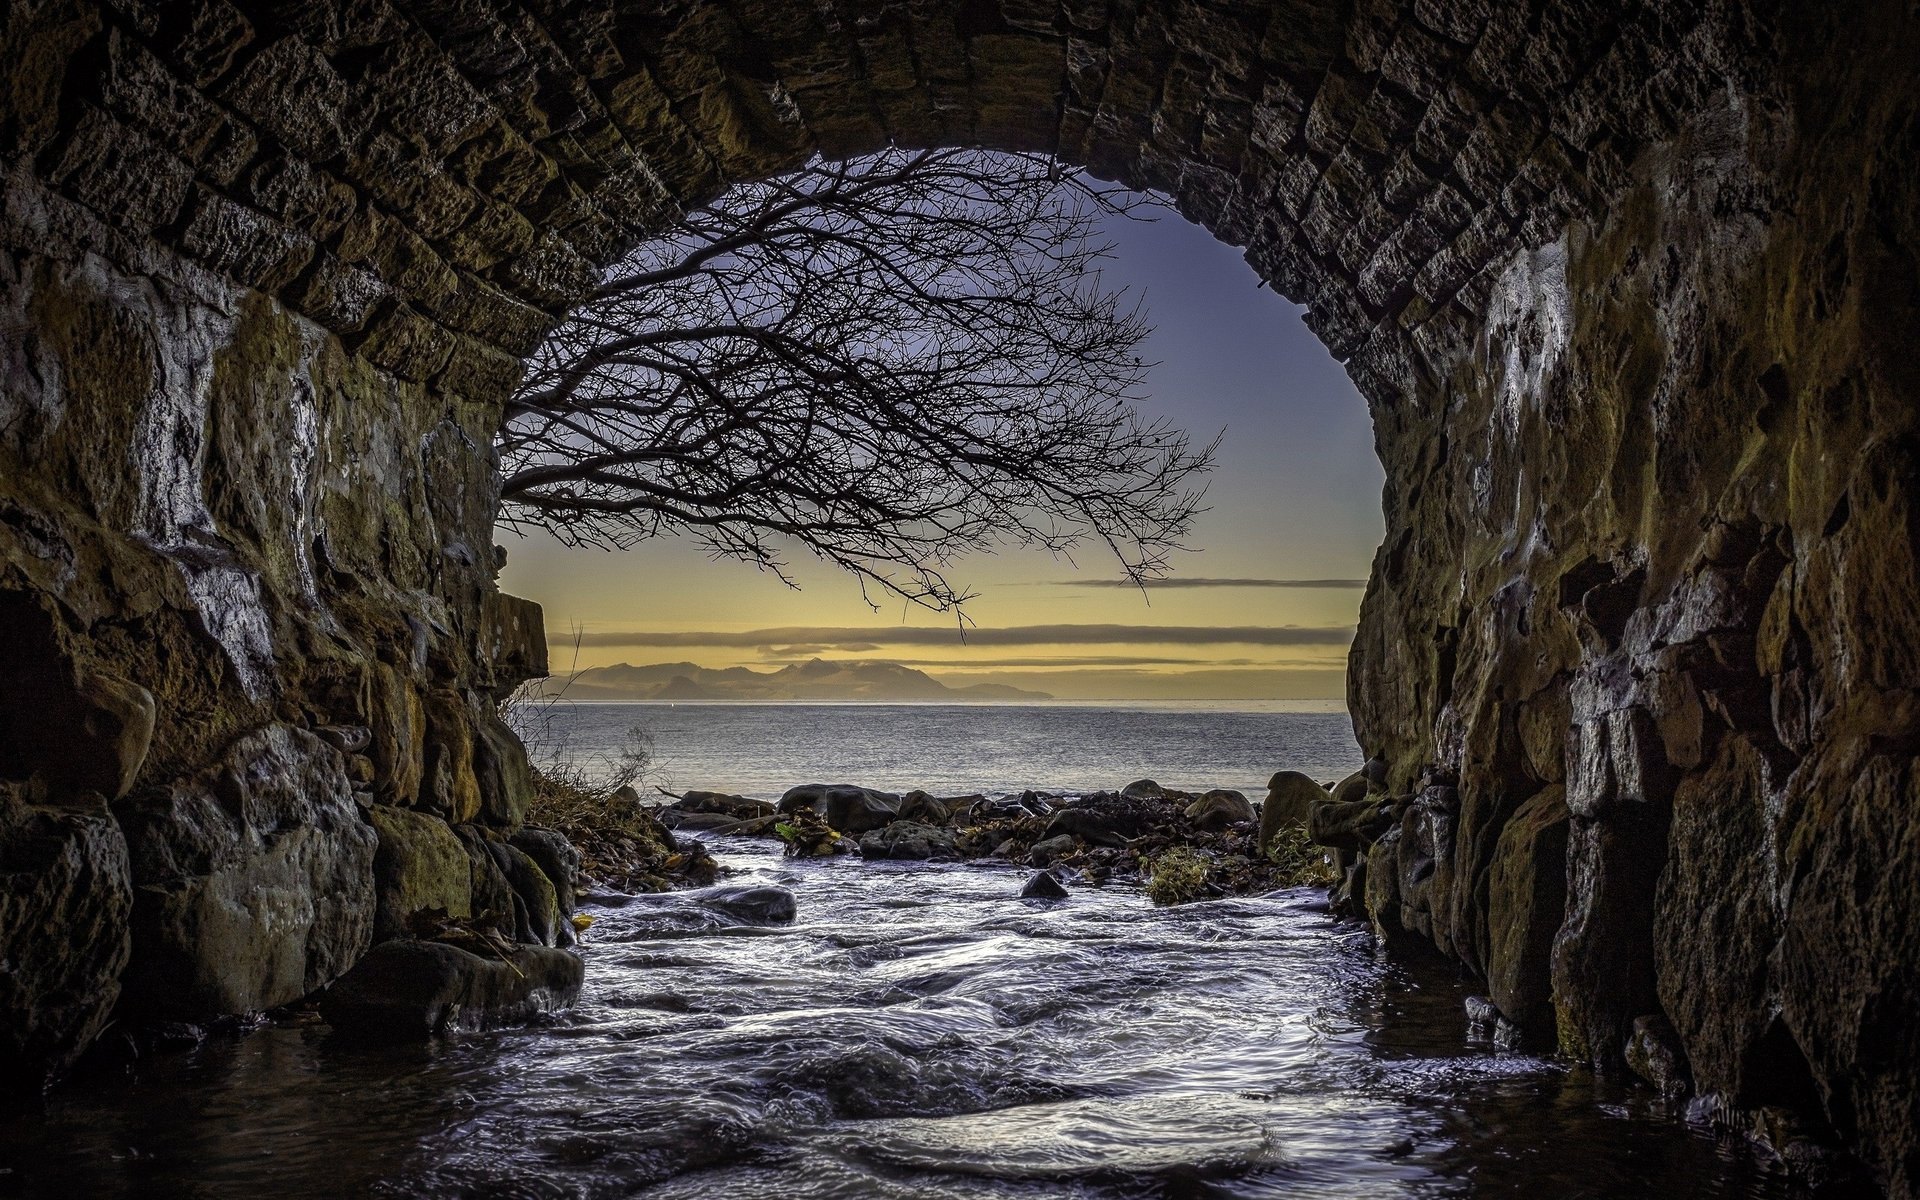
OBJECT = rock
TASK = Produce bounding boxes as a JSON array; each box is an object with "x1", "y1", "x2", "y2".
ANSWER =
[
  {"x1": 897, "y1": 790, "x2": 954, "y2": 825},
  {"x1": 68, "y1": 671, "x2": 157, "y2": 802},
  {"x1": 1019, "y1": 869, "x2": 1069, "y2": 899},
  {"x1": 1041, "y1": 793, "x2": 1158, "y2": 845},
  {"x1": 0, "y1": 803, "x2": 132, "y2": 1092},
  {"x1": 453, "y1": 826, "x2": 516, "y2": 939},
  {"x1": 318, "y1": 939, "x2": 583, "y2": 1039},
  {"x1": 116, "y1": 725, "x2": 376, "y2": 1019},
  {"x1": 509, "y1": 827, "x2": 580, "y2": 914},
  {"x1": 1184, "y1": 788, "x2": 1255, "y2": 830},
  {"x1": 1305, "y1": 793, "x2": 1397, "y2": 852},
  {"x1": 1626, "y1": 1013, "x2": 1691, "y2": 1100},
  {"x1": 499, "y1": 844, "x2": 564, "y2": 947},
  {"x1": 365, "y1": 805, "x2": 471, "y2": 940},
  {"x1": 859, "y1": 820, "x2": 958, "y2": 860},
  {"x1": 1361, "y1": 755, "x2": 1389, "y2": 787},
  {"x1": 472, "y1": 707, "x2": 533, "y2": 829},
  {"x1": 661, "y1": 810, "x2": 748, "y2": 832},
  {"x1": 315, "y1": 725, "x2": 372, "y2": 754},
  {"x1": 1329, "y1": 771, "x2": 1370, "y2": 806},
  {"x1": 696, "y1": 885, "x2": 797, "y2": 925},
  {"x1": 1027, "y1": 833, "x2": 1077, "y2": 866},
  {"x1": 1486, "y1": 786, "x2": 1569, "y2": 1040},
  {"x1": 419, "y1": 690, "x2": 482, "y2": 824},
  {"x1": 777, "y1": 783, "x2": 900, "y2": 835},
  {"x1": 1262, "y1": 771, "x2": 1332, "y2": 849},
  {"x1": 671, "y1": 790, "x2": 774, "y2": 819},
  {"x1": 1120, "y1": 778, "x2": 1167, "y2": 802}
]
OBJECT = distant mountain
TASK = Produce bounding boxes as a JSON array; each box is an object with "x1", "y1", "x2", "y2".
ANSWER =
[{"x1": 547, "y1": 658, "x2": 1053, "y2": 702}]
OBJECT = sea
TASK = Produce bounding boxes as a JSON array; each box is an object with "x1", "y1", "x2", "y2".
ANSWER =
[{"x1": 513, "y1": 699, "x2": 1364, "y2": 800}]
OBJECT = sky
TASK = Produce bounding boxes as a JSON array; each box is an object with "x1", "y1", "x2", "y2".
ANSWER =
[{"x1": 497, "y1": 200, "x2": 1385, "y2": 700}]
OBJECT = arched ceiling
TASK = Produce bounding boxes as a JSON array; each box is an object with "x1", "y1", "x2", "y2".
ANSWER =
[{"x1": 13, "y1": 0, "x2": 1748, "y2": 397}]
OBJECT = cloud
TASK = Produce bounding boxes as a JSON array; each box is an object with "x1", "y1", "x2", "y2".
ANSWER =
[
  {"x1": 758, "y1": 643, "x2": 879, "y2": 656},
  {"x1": 893, "y1": 655, "x2": 1342, "y2": 669},
  {"x1": 1045, "y1": 576, "x2": 1368, "y2": 589},
  {"x1": 567, "y1": 623, "x2": 1355, "y2": 649}
]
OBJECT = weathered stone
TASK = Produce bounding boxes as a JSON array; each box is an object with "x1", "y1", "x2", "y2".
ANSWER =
[
  {"x1": 858, "y1": 820, "x2": 958, "y2": 860},
  {"x1": 1485, "y1": 784, "x2": 1568, "y2": 1040},
  {"x1": 1184, "y1": 788, "x2": 1255, "y2": 829},
  {"x1": 509, "y1": 826, "x2": 580, "y2": 914},
  {"x1": 318, "y1": 939, "x2": 583, "y2": 1039},
  {"x1": 0, "y1": 803, "x2": 131, "y2": 1092},
  {"x1": 366, "y1": 806, "x2": 471, "y2": 941},
  {"x1": 1626, "y1": 1013, "x2": 1690, "y2": 1101},
  {"x1": 671, "y1": 790, "x2": 774, "y2": 820},
  {"x1": 1020, "y1": 869, "x2": 1069, "y2": 899},
  {"x1": 117, "y1": 726, "x2": 375, "y2": 1018},
  {"x1": 777, "y1": 783, "x2": 900, "y2": 835},
  {"x1": 1260, "y1": 770, "x2": 1330, "y2": 849},
  {"x1": 499, "y1": 842, "x2": 563, "y2": 947}
]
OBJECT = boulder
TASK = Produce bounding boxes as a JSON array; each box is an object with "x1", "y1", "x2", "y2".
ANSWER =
[
  {"x1": 1019, "y1": 869, "x2": 1069, "y2": 900},
  {"x1": 672, "y1": 790, "x2": 773, "y2": 819},
  {"x1": 1041, "y1": 793, "x2": 1158, "y2": 845},
  {"x1": 859, "y1": 821, "x2": 958, "y2": 860},
  {"x1": 0, "y1": 803, "x2": 132, "y2": 1091},
  {"x1": 777, "y1": 783, "x2": 900, "y2": 835},
  {"x1": 318, "y1": 939, "x2": 583, "y2": 1039},
  {"x1": 366, "y1": 805, "x2": 471, "y2": 940},
  {"x1": 61, "y1": 671, "x2": 157, "y2": 802},
  {"x1": 1626, "y1": 1013, "x2": 1691, "y2": 1100},
  {"x1": 1259, "y1": 771, "x2": 1328, "y2": 850},
  {"x1": 1305, "y1": 793, "x2": 1397, "y2": 852},
  {"x1": 661, "y1": 810, "x2": 747, "y2": 832},
  {"x1": 696, "y1": 885, "x2": 797, "y2": 925},
  {"x1": 1120, "y1": 778, "x2": 1168, "y2": 802},
  {"x1": 1027, "y1": 833, "x2": 1077, "y2": 866},
  {"x1": 509, "y1": 826, "x2": 580, "y2": 914},
  {"x1": 116, "y1": 725, "x2": 376, "y2": 1019},
  {"x1": 453, "y1": 826, "x2": 516, "y2": 939},
  {"x1": 1330, "y1": 770, "x2": 1370, "y2": 806},
  {"x1": 1485, "y1": 785, "x2": 1570, "y2": 1039},
  {"x1": 472, "y1": 707, "x2": 534, "y2": 829},
  {"x1": 1184, "y1": 788, "x2": 1255, "y2": 829},
  {"x1": 499, "y1": 843, "x2": 565, "y2": 947},
  {"x1": 897, "y1": 790, "x2": 954, "y2": 825}
]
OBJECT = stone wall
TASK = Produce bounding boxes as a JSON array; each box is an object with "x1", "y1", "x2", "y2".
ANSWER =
[
  {"x1": 2, "y1": 0, "x2": 1916, "y2": 1192},
  {"x1": 1344, "y1": 6, "x2": 1920, "y2": 1188},
  {"x1": 0, "y1": 155, "x2": 548, "y2": 1082}
]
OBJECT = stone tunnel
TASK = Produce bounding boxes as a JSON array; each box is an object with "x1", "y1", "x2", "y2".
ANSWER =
[{"x1": 1, "y1": 0, "x2": 1916, "y2": 1190}]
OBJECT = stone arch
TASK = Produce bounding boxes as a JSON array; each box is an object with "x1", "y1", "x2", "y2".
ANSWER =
[{"x1": 2, "y1": 1, "x2": 1918, "y2": 1191}]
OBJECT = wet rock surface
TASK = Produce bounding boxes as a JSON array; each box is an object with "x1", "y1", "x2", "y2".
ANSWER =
[
  {"x1": 318, "y1": 939, "x2": 583, "y2": 1039},
  {"x1": 116, "y1": 725, "x2": 376, "y2": 1020},
  {"x1": 692, "y1": 776, "x2": 1335, "y2": 901}
]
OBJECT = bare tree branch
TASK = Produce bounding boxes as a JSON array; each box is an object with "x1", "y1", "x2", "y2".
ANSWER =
[{"x1": 498, "y1": 147, "x2": 1215, "y2": 611}]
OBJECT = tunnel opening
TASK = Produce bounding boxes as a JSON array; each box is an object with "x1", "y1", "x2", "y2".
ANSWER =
[{"x1": 1, "y1": 0, "x2": 1916, "y2": 1192}]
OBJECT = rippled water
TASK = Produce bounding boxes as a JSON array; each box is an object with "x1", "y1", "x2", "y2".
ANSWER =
[
  {"x1": 524, "y1": 701, "x2": 1362, "y2": 798},
  {"x1": 3, "y1": 839, "x2": 1787, "y2": 1199}
]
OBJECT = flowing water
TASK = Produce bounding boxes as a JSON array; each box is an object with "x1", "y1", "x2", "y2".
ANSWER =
[{"x1": 0, "y1": 705, "x2": 1793, "y2": 1198}]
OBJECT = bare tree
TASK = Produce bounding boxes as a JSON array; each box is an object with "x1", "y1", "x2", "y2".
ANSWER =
[{"x1": 497, "y1": 147, "x2": 1214, "y2": 611}]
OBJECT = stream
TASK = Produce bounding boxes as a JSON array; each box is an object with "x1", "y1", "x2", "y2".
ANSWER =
[{"x1": 1, "y1": 837, "x2": 1790, "y2": 1198}]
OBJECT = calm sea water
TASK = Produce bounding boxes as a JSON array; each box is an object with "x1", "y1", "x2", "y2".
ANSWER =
[
  {"x1": 518, "y1": 700, "x2": 1363, "y2": 799},
  {"x1": 0, "y1": 704, "x2": 1789, "y2": 1198}
]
